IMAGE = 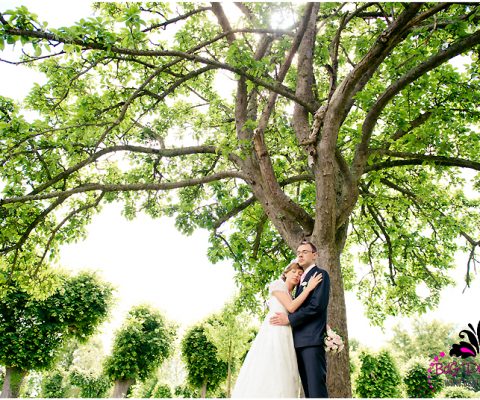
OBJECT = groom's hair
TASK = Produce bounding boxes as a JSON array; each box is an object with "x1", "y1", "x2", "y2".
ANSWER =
[{"x1": 299, "y1": 240, "x2": 317, "y2": 253}]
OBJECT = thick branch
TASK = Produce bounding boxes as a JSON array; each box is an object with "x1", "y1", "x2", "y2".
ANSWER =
[
  {"x1": 352, "y1": 27, "x2": 480, "y2": 180},
  {"x1": 211, "y1": 3, "x2": 235, "y2": 44},
  {"x1": 234, "y1": 3, "x2": 255, "y2": 23},
  {"x1": 335, "y1": 149, "x2": 357, "y2": 229},
  {"x1": 25, "y1": 144, "x2": 238, "y2": 198},
  {"x1": 327, "y1": 4, "x2": 380, "y2": 81},
  {"x1": 327, "y1": 3, "x2": 425, "y2": 122},
  {"x1": 328, "y1": 12, "x2": 348, "y2": 100},
  {"x1": 142, "y1": 6, "x2": 212, "y2": 33},
  {"x1": 328, "y1": 4, "x2": 454, "y2": 136},
  {"x1": 255, "y1": 3, "x2": 315, "y2": 136},
  {"x1": 12, "y1": 195, "x2": 68, "y2": 254},
  {"x1": 251, "y1": 3, "x2": 317, "y2": 235},
  {"x1": 293, "y1": 3, "x2": 319, "y2": 145},
  {"x1": 212, "y1": 173, "x2": 315, "y2": 230},
  {"x1": 213, "y1": 196, "x2": 256, "y2": 230},
  {"x1": 365, "y1": 152, "x2": 480, "y2": 173},
  {"x1": 0, "y1": 21, "x2": 315, "y2": 112},
  {"x1": 1, "y1": 171, "x2": 248, "y2": 205},
  {"x1": 236, "y1": 34, "x2": 275, "y2": 143}
]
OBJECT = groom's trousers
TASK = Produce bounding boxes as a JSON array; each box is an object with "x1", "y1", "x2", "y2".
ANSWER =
[{"x1": 296, "y1": 345, "x2": 328, "y2": 398}]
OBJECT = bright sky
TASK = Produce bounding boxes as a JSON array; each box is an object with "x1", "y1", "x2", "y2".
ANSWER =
[{"x1": 1, "y1": 1, "x2": 479, "y2": 352}]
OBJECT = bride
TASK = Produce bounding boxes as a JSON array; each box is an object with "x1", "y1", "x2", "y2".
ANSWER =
[{"x1": 232, "y1": 260, "x2": 322, "y2": 398}]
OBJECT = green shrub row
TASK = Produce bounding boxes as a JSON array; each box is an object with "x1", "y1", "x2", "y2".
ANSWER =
[{"x1": 354, "y1": 350, "x2": 480, "y2": 398}]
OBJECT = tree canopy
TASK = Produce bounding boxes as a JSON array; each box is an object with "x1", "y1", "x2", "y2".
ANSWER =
[
  {"x1": 181, "y1": 321, "x2": 228, "y2": 397},
  {"x1": 204, "y1": 298, "x2": 254, "y2": 397},
  {"x1": 355, "y1": 350, "x2": 402, "y2": 398},
  {"x1": 104, "y1": 305, "x2": 176, "y2": 397},
  {"x1": 388, "y1": 318, "x2": 456, "y2": 363},
  {"x1": 0, "y1": 270, "x2": 113, "y2": 397},
  {"x1": 1, "y1": 2, "x2": 480, "y2": 396},
  {"x1": 0, "y1": 270, "x2": 113, "y2": 371}
]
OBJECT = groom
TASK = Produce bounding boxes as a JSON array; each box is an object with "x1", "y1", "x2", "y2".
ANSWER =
[{"x1": 271, "y1": 241, "x2": 330, "y2": 398}]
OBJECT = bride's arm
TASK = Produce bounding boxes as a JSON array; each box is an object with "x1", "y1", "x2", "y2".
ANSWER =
[{"x1": 272, "y1": 273, "x2": 322, "y2": 313}]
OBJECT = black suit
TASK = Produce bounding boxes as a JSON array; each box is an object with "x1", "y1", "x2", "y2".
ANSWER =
[{"x1": 288, "y1": 265, "x2": 330, "y2": 398}]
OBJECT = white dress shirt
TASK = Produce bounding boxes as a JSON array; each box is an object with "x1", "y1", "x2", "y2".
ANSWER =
[{"x1": 300, "y1": 264, "x2": 316, "y2": 284}]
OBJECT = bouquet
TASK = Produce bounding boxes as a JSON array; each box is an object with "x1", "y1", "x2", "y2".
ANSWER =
[{"x1": 324, "y1": 326, "x2": 344, "y2": 353}]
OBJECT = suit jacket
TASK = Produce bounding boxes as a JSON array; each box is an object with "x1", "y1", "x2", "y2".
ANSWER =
[{"x1": 288, "y1": 265, "x2": 330, "y2": 348}]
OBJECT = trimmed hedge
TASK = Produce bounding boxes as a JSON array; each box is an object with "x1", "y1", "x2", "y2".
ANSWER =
[
  {"x1": 440, "y1": 386, "x2": 478, "y2": 398},
  {"x1": 355, "y1": 350, "x2": 402, "y2": 398},
  {"x1": 404, "y1": 360, "x2": 443, "y2": 397}
]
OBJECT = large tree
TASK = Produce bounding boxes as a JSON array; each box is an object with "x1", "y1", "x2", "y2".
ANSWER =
[
  {"x1": 388, "y1": 318, "x2": 456, "y2": 363},
  {"x1": 204, "y1": 299, "x2": 254, "y2": 397},
  {"x1": 0, "y1": 271, "x2": 113, "y2": 398},
  {"x1": 103, "y1": 305, "x2": 176, "y2": 398},
  {"x1": 181, "y1": 321, "x2": 228, "y2": 397},
  {"x1": 1, "y1": 3, "x2": 480, "y2": 396}
]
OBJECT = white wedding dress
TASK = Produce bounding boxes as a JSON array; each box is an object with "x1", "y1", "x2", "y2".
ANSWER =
[{"x1": 232, "y1": 279, "x2": 301, "y2": 398}]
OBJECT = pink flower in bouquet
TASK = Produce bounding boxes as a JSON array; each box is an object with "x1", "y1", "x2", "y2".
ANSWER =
[{"x1": 324, "y1": 326, "x2": 344, "y2": 353}]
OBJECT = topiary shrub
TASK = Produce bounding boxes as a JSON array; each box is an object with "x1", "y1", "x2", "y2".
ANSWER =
[
  {"x1": 404, "y1": 359, "x2": 444, "y2": 397},
  {"x1": 69, "y1": 369, "x2": 110, "y2": 398},
  {"x1": 355, "y1": 349, "x2": 402, "y2": 398},
  {"x1": 440, "y1": 386, "x2": 477, "y2": 398},
  {"x1": 152, "y1": 383, "x2": 172, "y2": 398},
  {"x1": 174, "y1": 384, "x2": 199, "y2": 398},
  {"x1": 181, "y1": 323, "x2": 227, "y2": 396},
  {"x1": 41, "y1": 370, "x2": 67, "y2": 398}
]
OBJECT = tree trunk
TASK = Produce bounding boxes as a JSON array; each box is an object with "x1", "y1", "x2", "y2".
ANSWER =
[
  {"x1": 326, "y1": 292, "x2": 352, "y2": 398},
  {"x1": 311, "y1": 219, "x2": 352, "y2": 398},
  {"x1": 226, "y1": 361, "x2": 232, "y2": 398},
  {"x1": 226, "y1": 341, "x2": 233, "y2": 398},
  {"x1": 326, "y1": 223, "x2": 352, "y2": 397},
  {"x1": 200, "y1": 380, "x2": 207, "y2": 398},
  {"x1": 0, "y1": 367, "x2": 27, "y2": 398},
  {"x1": 111, "y1": 379, "x2": 134, "y2": 398},
  {"x1": 313, "y1": 250, "x2": 352, "y2": 397}
]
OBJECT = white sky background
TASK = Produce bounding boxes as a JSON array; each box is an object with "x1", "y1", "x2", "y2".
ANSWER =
[{"x1": 1, "y1": 0, "x2": 480, "y2": 352}]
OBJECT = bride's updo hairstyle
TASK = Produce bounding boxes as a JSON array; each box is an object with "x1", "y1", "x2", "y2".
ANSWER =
[{"x1": 281, "y1": 260, "x2": 303, "y2": 281}]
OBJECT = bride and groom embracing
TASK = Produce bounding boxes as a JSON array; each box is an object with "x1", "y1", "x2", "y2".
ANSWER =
[{"x1": 232, "y1": 241, "x2": 330, "y2": 398}]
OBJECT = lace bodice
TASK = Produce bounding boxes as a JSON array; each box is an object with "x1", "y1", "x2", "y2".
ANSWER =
[
  {"x1": 268, "y1": 279, "x2": 290, "y2": 314},
  {"x1": 269, "y1": 278, "x2": 289, "y2": 294}
]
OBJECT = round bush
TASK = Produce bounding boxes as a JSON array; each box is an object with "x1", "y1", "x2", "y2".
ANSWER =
[
  {"x1": 69, "y1": 370, "x2": 110, "y2": 398},
  {"x1": 152, "y1": 383, "x2": 172, "y2": 398},
  {"x1": 440, "y1": 386, "x2": 477, "y2": 398},
  {"x1": 41, "y1": 370, "x2": 67, "y2": 398},
  {"x1": 404, "y1": 361, "x2": 443, "y2": 397},
  {"x1": 355, "y1": 350, "x2": 402, "y2": 398},
  {"x1": 174, "y1": 384, "x2": 198, "y2": 398}
]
